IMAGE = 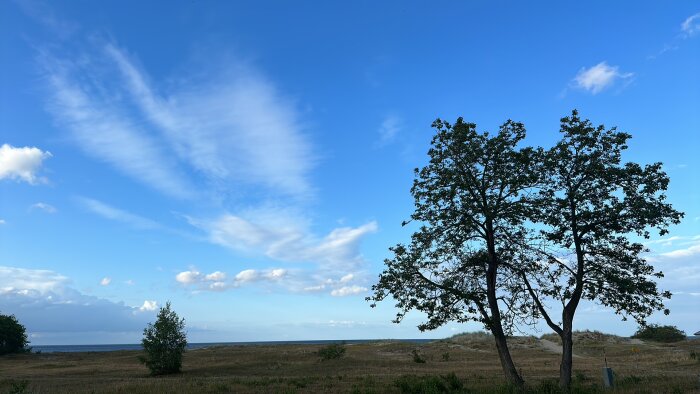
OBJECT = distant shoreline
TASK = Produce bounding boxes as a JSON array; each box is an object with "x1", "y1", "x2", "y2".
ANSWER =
[
  {"x1": 30, "y1": 338, "x2": 437, "y2": 353},
  {"x1": 28, "y1": 335, "x2": 700, "y2": 353}
]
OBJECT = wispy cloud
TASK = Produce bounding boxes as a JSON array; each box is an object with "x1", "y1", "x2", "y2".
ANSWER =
[
  {"x1": 39, "y1": 40, "x2": 314, "y2": 200},
  {"x1": 571, "y1": 62, "x2": 633, "y2": 94},
  {"x1": 660, "y1": 242, "x2": 700, "y2": 259},
  {"x1": 30, "y1": 202, "x2": 57, "y2": 214},
  {"x1": 649, "y1": 12, "x2": 700, "y2": 59},
  {"x1": 0, "y1": 144, "x2": 52, "y2": 184},
  {"x1": 189, "y1": 209, "x2": 377, "y2": 275},
  {"x1": 100, "y1": 277, "x2": 111, "y2": 286},
  {"x1": 681, "y1": 12, "x2": 700, "y2": 37},
  {"x1": 77, "y1": 197, "x2": 160, "y2": 230},
  {"x1": 375, "y1": 115, "x2": 402, "y2": 147},
  {"x1": 330, "y1": 285, "x2": 368, "y2": 297},
  {"x1": 39, "y1": 53, "x2": 194, "y2": 199}
]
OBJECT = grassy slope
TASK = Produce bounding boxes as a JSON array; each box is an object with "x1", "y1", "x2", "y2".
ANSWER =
[{"x1": 1, "y1": 333, "x2": 698, "y2": 393}]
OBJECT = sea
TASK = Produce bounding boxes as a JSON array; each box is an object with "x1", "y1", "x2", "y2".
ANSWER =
[{"x1": 31, "y1": 339, "x2": 437, "y2": 353}]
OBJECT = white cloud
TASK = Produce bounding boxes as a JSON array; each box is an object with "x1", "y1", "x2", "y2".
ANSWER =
[
  {"x1": 376, "y1": 115, "x2": 401, "y2": 147},
  {"x1": 572, "y1": 62, "x2": 633, "y2": 94},
  {"x1": 235, "y1": 269, "x2": 258, "y2": 283},
  {"x1": 176, "y1": 267, "x2": 289, "y2": 292},
  {"x1": 661, "y1": 243, "x2": 700, "y2": 259},
  {"x1": 330, "y1": 285, "x2": 367, "y2": 297},
  {"x1": 681, "y1": 13, "x2": 700, "y2": 37},
  {"x1": 339, "y1": 273, "x2": 354, "y2": 283},
  {"x1": 30, "y1": 202, "x2": 57, "y2": 214},
  {"x1": 39, "y1": 54, "x2": 194, "y2": 199},
  {"x1": 0, "y1": 219, "x2": 5, "y2": 225},
  {"x1": 125, "y1": 279, "x2": 135, "y2": 286},
  {"x1": 0, "y1": 266, "x2": 69, "y2": 294},
  {"x1": 39, "y1": 40, "x2": 313, "y2": 199},
  {"x1": 204, "y1": 271, "x2": 226, "y2": 281},
  {"x1": 266, "y1": 268, "x2": 287, "y2": 279},
  {"x1": 192, "y1": 211, "x2": 377, "y2": 274},
  {"x1": 175, "y1": 270, "x2": 201, "y2": 284},
  {"x1": 77, "y1": 197, "x2": 160, "y2": 230},
  {"x1": 139, "y1": 300, "x2": 158, "y2": 312},
  {"x1": 0, "y1": 144, "x2": 52, "y2": 184},
  {"x1": 0, "y1": 266, "x2": 153, "y2": 335},
  {"x1": 100, "y1": 277, "x2": 111, "y2": 286},
  {"x1": 104, "y1": 44, "x2": 314, "y2": 197}
]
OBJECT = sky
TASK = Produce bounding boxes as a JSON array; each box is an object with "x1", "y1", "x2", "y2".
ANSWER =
[{"x1": 0, "y1": 1, "x2": 698, "y2": 345}]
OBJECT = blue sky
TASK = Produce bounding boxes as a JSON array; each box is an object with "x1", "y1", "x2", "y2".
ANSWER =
[{"x1": 1, "y1": 1, "x2": 698, "y2": 345}]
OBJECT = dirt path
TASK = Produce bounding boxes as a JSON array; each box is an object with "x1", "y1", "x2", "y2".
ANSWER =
[{"x1": 538, "y1": 339, "x2": 583, "y2": 358}]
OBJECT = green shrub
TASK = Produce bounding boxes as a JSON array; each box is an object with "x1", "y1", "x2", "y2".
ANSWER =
[
  {"x1": 632, "y1": 324, "x2": 686, "y2": 343},
  {"x1": 7, "y1": 380, "x2": 29, "y2": 394},
  {"x1": 441, "y1": 352, "x2": 450, "y2": 361},
  {"x1": 411, "y1": 349, "x2": 426, "y2": 363},
  {"x1": 139, "y1": 301, "x2": 187, "y2": 375},
  {"x1": 394, "y1": 373, "x2": 463, "y2": 393},
  {"x1": 0, "y1": 313, "x2": 30, "y2": 355},
  {"x1": 318, "y1": 343, "x2": 346, "y2": 360}
]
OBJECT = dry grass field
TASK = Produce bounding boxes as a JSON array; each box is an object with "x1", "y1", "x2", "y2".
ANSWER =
[{"x1": 1, "y1": 332, "x2": 699, "y2": 393}]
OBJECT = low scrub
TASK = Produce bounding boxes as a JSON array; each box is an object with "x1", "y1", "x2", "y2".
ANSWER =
[
  {"x1": 394, "y1": 373, "x2": 463, "y2": 393},
  {"x1": 411, "y1": 349, "x2": 426, "y2": 363},
  {"x1": 632, "y1": 324, "x2": 686, "y2": 343},
  {"x1": 318, "y1": 343, "x2": 346, "y2": 360}
]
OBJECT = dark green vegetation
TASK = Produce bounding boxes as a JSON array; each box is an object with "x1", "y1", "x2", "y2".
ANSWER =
[
  {"x1": 0, "y1": 313, "x2": 30, "y2": 356},
  {"x1": 1, "y1": 333, "x2": 699, "y2": 393},
  {"x1": 633, "y1": 325, "x2": 686, "y2": 343},
  {"x1": 139, "y1": 302, "x2": 187, "y2": 375},
  {"x1": 369, "y1": 110, "x2": 682, "y2": 389},
  {"x1": 318, "y1": 343, "x2": 346, "y2": 360}
]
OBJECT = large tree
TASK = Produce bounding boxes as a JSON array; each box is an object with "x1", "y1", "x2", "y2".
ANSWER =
[
  {"x1": 520, "y1": 110, "x2": 683, "y2": 389},
  {"x1": 368, "y1": 118, "x2": 542, "y2": 386},
  {"x1": 0, "y1": 313, "x2": 30, "y2": 355}
]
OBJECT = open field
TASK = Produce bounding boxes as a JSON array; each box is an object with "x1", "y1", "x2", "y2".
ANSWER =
[{"x1": 1, "y1": 332, "x2": 699, "y2": 393}]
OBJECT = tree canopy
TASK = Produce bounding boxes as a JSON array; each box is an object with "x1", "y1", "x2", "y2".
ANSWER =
[
  {"x1": 369, "y1": 118, "x2": 543, "y2": 385},
  {"x1": 369, "y1": 110, "x2": 682, "y2": 389},
  {"x1": 0, "y1": 313, "x2": 30, "y2": 355},
  {"x1": 140, "y1": 302, "x2": 187, "y2": 375}
]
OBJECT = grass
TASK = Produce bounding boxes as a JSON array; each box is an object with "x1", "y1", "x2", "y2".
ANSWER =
[{"x1": 0, "y1": 335, "x2": 699, "y2": 393}]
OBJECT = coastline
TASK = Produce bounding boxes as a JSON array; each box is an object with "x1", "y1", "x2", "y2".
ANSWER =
[{"x1": 30, "y1": 338, "x2": 436, "y2": 353}]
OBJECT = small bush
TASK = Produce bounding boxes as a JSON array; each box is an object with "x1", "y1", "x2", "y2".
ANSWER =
[
  {"x1": 0, "y1": 313, "x2": 30, "y2": 355},
  {"x1": 411, "y1": 349, "x2": 426, "y2": 363},
  {"x1": 140, "y1": 301, "x2": 187, "y2": 375},
  {"x1": 318, "y1": 343, "x2": 346, "y2": 360},
  {"x1": 6, "y1": 380, "x2": 29, "y2": 394},
  {"x1": 441, "y1": 352, "x2": 450, "y2": 361},
  {"x1": 632, "y1": 324, "x2": 686, "y2": 343},
  {"x1": 394, "y1": 373, "x2": 463, "y2": 393}
]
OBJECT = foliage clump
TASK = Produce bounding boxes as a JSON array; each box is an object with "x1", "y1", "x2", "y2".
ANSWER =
[
  {"x1": 394, "y1": 373, "x2": 463, "y2": 393},
  {"x1": 318, "y1": 343, "x2": 346, "y2": 360},
  {"x1": 632, "y1": 324, "x2": 686, "y2": 343},
  {"x1": 139, "y1": 302, "x2": 187, "y2": 375},
  {"x1": 0, "y1": 313, "x2": 30, "y2": 355},
  {"x1": 411, "y1": 349, "x2": 426, "y2": 363}
]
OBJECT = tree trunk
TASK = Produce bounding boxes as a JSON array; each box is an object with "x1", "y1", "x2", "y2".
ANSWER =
[
  {"x1": 482, "y1": 220, "x2": 523, "y2": 386},
  {"x1": 492, "y1": 324, "x2": 525, "y2": 387},
  {"x1": 559, "y1": 317, "x2": 574, "y2": 390}
]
